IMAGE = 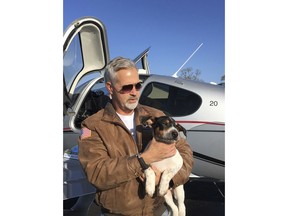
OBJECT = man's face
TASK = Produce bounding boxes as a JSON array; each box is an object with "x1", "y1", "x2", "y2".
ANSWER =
[{"x1": 107, "y1": 67, "x2": 141, "y2": 115}]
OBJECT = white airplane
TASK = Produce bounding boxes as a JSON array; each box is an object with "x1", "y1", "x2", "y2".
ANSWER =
[{"x1": 63, "y1": 16, "x2": 224, "y2": 213}]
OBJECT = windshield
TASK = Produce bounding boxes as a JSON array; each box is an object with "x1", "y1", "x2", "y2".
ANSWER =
[{"x1": 64, "y1": 34, "x2": 83, "y2": 92}]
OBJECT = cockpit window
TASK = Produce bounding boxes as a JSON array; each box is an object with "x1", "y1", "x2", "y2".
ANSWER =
[
  {"x1": 64, "y1": 34, "x2": 83, "y2": 92},
  {"x1": 139, "y1": 82, "x2": 202, "y2": 117}
]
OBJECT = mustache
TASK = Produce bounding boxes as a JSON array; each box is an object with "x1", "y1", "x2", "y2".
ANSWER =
[{"x1": 128, "y1": 96, "x2": 139, "y2": 100}]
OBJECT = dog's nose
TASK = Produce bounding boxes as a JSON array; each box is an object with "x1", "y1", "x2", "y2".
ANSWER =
[{"x1": 171, "y1": 130, "x2": 179, "y2": 139}]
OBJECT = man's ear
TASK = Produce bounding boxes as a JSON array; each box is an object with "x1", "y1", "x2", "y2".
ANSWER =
[{"x1": 105, "y1": 82, "x2": 113, "y2": 95}]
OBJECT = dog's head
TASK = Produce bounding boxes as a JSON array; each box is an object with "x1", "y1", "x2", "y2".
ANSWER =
[{"x1": 141, "y1": 116, "x2": 187, "y2": 144}]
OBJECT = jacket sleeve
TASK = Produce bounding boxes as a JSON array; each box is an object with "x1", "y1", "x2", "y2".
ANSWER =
[
  {"x1": 78, "y1": 125, "x2": 144, "y2": 191},
  {"x1": 171, "y1": 137, "x2": 194, "y2": 188}
]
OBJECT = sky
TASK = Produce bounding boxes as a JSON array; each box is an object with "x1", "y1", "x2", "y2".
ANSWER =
[{"x1": 63, "y1": 0, "x2": 224, "y2": 83}]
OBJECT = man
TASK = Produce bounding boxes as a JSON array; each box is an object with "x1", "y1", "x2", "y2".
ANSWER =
[{"x1": 78, "y1": 57, "x2": 193, "y2": 215}]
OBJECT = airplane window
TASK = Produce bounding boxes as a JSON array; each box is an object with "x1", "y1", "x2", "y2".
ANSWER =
[
  {"x1": 139, "y1": 82, "x2": 202, "y2": 117},
  {"x1": 63, "y1": 34, "x2": 84, "y2": 92}
]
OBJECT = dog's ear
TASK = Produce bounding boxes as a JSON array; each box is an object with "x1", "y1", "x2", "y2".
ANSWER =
[
  {"x1": 175, "y1": 123, "x2": 187, "y2": 137},
  {"x1": 140, "y1": 116, "x2": 155, "y2": 127}
]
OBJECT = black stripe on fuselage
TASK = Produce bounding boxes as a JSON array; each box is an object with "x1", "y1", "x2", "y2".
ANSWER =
[{"x1": 193, "y1": 151, "x2": 225, "y2": 167}]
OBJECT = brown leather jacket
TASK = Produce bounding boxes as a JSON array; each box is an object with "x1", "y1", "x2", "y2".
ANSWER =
[{"x1": 78, "y1": 103, "x2": 193, "y2": 216}]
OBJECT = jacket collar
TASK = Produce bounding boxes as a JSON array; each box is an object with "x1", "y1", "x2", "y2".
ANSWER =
[{"x1": 102, "y1": 102, "x2": 145, "y2": 149}]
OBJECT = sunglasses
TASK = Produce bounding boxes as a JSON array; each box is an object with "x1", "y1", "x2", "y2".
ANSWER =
[{"x1": 115, "y1": 82, "x2": 142, "y2": 94}]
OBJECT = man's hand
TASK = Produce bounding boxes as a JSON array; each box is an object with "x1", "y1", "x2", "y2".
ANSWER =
[{"x1": 141, "y1": 138, "x2": 176, "y2": 164}]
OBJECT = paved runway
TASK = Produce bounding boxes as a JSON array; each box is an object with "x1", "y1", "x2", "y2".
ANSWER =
[
  {"x1": 64, "y1": 178, "x2": 224, "y2": 216},
  {"x1": 183, "y1": 178, "x2": 224, "y2": 216}
]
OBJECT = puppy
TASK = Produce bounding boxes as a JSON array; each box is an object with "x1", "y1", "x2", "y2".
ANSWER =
[{"x1": 141, "y1": 116, "x2": 187, "y2": 216}]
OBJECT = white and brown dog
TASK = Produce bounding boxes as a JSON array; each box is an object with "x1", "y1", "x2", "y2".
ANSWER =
[{"x1": 141, "y1": 116, "x2": 187, "y2": 216}]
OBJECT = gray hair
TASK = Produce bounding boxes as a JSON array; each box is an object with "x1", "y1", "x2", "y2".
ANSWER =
[{"x1": 104, "y1": 57, "x2": 137, "y2": 84}]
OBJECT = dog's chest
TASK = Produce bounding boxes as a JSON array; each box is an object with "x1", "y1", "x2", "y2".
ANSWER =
[{"x1": 151, "y1": 150, "x2": 183, "y2": 172}]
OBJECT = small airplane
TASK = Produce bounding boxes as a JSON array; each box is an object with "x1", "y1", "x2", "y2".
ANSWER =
[{"x1": 63, "y1": 16, "x2": 224, "y2": 213}]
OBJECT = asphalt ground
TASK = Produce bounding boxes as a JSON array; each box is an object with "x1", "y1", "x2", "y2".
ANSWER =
[
  {"x1": 65, "y1": 178, "x2": 225, "y2": 216},
  {"x1": 183, "y1": 178, "x2": 224, "y2": 216}
]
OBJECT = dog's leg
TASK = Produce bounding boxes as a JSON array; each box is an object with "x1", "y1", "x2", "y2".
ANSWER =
[
  {"x1": 164, "y1": 189, "x2": 179, "y2": 216},
  {"x1": 144, "y1": 167, "x2": 156, "y2": 197},
  {"x1": 157, "y1": 150, "x2": 183, "y2": 196},
  {"x1": 158, "y1": 168, "x2": 179, "y2": 196},
  {"x1": 173, "y1": 185, "x2": 186, "y2": 216}
]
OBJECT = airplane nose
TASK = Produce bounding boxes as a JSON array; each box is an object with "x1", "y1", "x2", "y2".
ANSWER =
[{"x1": 171, "y1": 130, "x2": 179, "y2": 139}]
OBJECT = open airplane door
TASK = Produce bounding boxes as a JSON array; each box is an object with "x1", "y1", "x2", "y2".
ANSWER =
[{"x1": 63, "y1": 17, "x2": 109, "y2": 202}]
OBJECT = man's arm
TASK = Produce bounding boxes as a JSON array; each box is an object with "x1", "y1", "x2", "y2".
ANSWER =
[
  {"x1": 78, "y1": 127, "x2": 143, "y2": 190},
  {"x1": 171, "y1": 137, "x2": 193, "y2": 188}
]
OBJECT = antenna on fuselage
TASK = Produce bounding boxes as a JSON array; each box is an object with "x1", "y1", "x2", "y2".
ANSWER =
[{"x1": 172, "y1": 43, "x2": 203, "y2": 78}]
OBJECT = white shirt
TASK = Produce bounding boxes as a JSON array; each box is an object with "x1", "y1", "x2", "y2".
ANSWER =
[{"x1": 117, "y1": 112, "x2": 136, "y2": 141}]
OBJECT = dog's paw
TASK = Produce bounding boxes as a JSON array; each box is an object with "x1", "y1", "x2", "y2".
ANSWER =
[
  {"x1": 158, "y1": 186, "x2": 169, "y2": 196},
  {"x1": 145, "y1": 167, "x2": 156, "y2": 197},
  {"x1": 146, "y1": 186, "x2": 155, "y2": 197}
]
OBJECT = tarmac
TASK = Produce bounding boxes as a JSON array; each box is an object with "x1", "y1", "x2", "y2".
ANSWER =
[{"x1": 86, "y1": 178, "x2": 225, "y2": 216}]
